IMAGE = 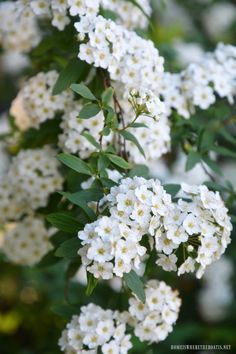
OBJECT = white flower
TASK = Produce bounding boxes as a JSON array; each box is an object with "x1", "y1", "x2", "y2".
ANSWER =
[
  {"x1": 182, "y1": 214, "x2": 200, "y2": 235},
  {"x1": 156, "y1": 254, "x2": 178, "y2": 272}
]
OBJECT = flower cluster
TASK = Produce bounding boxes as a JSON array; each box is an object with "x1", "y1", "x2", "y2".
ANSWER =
[
  {"x1": 59, "y1": 104, "x2": 111, "y2": 158},
  {"x1": 0, "y1": 146, "x2": 63, "y2": 223},
  {"x1": 0, "y1": 1, "x2": 40, "y2": 52},
  {"x1": 157, "y1": 183, "x2": 232, "y2": 279},
  {"x1": 18, "y1": 70, "x2": 73, "y2": 129},
  {"x1": 76, "y1": 16, "x2": 164, "y2": 92},
  {"x1": 58, "y1": 303, "x2": 132, "y2": 354},
  {"x1": 198, "y1": 256, "x2": 234, "y2": 322},
  {"x1": 59, "y1": 279, "x2": 181, "y2": 353},
  {"x1": 2, "y1": 216, "x2": 53, "y2": 265},
  {"x1": 78, "y1": 177, "x2": 232, "y2": 280},
  {"x1": 159, "y1": 43, "x2": 236, "y2": 119},
  {"x1": 78, "y1": 177, "x2": 172, "y2": 279},
  {"x1": 128, "y1": 280, "x2": 181, "y2": 343}
]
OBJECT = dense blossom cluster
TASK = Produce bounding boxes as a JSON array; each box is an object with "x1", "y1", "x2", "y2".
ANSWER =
[
  {"x1": 76, "y1": 16, "x2": 164, "y2": 92},
  {"x1": 2, "y1": 216, "x2": 52, "y2": 265},
  {"x1": 159, "y1": 43, "x2": 236, "y2": 119},
  {"x1": 128, "y1": 280, "x2": 181, "y2": 343},
  {"x1": 58, "y1": 303, "x2": 132, "y2": 354},
  {"x1": 0, "y1": 146, "x2": 63, "y2": 223},
  {"x1": 198, "y1": 256, "x2": 234, "y2": 322},
  {"x1": 78, "y1": 177, "x2": 232, "y2": 280},
  {"x1": 0, "y1": 1, "x2": 40, "y2": 52},
  {"x1": 19, "y1": 70, "x2": 73, "y2": 129}
]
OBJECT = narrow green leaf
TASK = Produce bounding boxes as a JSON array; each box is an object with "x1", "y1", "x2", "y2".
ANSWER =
[
  {"x1": 57, "y1": 153, "x2": 93, "y2": 176},
  {"x1": 53, "y1": 59, "x2": 89, "y2": 95},
  {"x1": 79, "y1": 103, "x2": 101, "y2": 119},
  {"x1": 70, "y1": 83, "x2": 97, "y2": 101},
  {"x1": 98, "y1": 154, "x2": 110, "y2": 173},
  {"x1": 81, "y1": 131, "x2": 101, "y2": 149},
  {"x1": 204, "y1": 181, "x2": 229, "y2": 192},
  {"x1": 120, "y1": 130, "x2": 145, "y2": 157},
  {"x1": 219, "y1": 129, "x2": 236, "y2": 145},
  {"x1": 124, "y1": 270, "x2": 146, "y2": 304},
  {"x1": 186, "y1": 151, "x2": 201, "y2": 171},
  {"x1": 86, "y1": 272, "x2": 98, "y2": 296},
  {"x1": 128, "y1": 165, "x2": 149, "y2": 178},
  {"x1": 37, "y1": 250, "x2": 61, "y2": 268},
  {"x1": 130, "y1": 122, "x2": 148, "y2": 128},
  {"x1": 47, "y1": 212, "x2": 82, "y2": 233},
  {"x1": 164, "y1": 184, "x2": 181, "y2": 197},
  {"x1": 107, "y1": 154, "x2": 131, "y2": 169},
  {"x1": 101, "y1": 87, "x2": 114, "y2": 104},
  {"x1": 202, "y1": 156, "x2": 222, "y2": 175},
  {"x1": 211, "y1": 145, "x2": 236, "y2": 159},
  {"x1": 51, "y1": 303, "x2": 80, "y2": 319},
  {"x1": 55, "y1": 238, "x2": 80, "y2": 258}
]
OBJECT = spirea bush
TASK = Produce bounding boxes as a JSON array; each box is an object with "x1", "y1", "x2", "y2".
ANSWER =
[{"x1": 0, "y1": 1, "x2": 235, "y2": 353}]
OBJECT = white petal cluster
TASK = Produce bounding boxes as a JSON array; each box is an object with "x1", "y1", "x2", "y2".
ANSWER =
[
  {"x1": 78, "y1": 177, "x2": 232, "y2": 279},
  {"x1": 58, "y1": 303, "x2": 132, "y2": 354},
  {"x1": 159, "y1": 43, "x2": 236, "y2": 119},
  {"x1": 159, "y1": 183, "x2": 232, "y2": 279},
  {"x1": 128, "y1": 280, "x2": 181, "y2": 343},
  {"x1": 69, "y1": 0, "x2": 151, "y2": 30},
  {"x1": 0, "y1": 146, "x2": 63, "y2": 223},
  {"x1": 198, "y1": 256, "x2": 234, "y2": 322},
  {"x1": 59, "y1": 104, "x2": 111, "y2": 158},
  {"x1": 75, "y1": 16, "x2": 164, "y2": 92},
  {"x1": 19, "y1": 71, "x2": 73, "y2": 129},
  {"x1": 2, "y1": 216, "x2": 52, "y2": 265},
  {"x1": 0, "y1": 1, "x2": 41, "y2": 52},
  {"x1": 78, "y1": 177, "x2": 172, "y2": 279}
]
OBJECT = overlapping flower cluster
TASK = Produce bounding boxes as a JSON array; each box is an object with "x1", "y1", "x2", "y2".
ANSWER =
[
  {"x1": 76, "y1": 16, "x2": 164, "y2": 91},
  {"x1": 58, "y1": 303, "x2": 132, "y2": 354},
  {"x1": 78, "y1": 177, "x2": 232, "y2": 280},
  {"x1": 128, "y1": 280, "x2": 181, "y2": 343},
  {"x1": 18, "y1": 70, "x2": 73, "y2": 129},
  {"x1": 0, "y1": 146, "x2": 63, "y2": 223},
  {"x1": 198, "y1": 256, "x2": 234, "y2": 322},
  {"x1": 59, "y1": 279, "x2": 181, "y2": 353},
  {"x1": 0, "y1": 1, "x2": 40, "y2": 52},
  {"x1": 2, "y1": 216, "x2": 53, "y2": 266},
  {"x1": 159, "y1": 43, "x2": 236, "y2": 119}
]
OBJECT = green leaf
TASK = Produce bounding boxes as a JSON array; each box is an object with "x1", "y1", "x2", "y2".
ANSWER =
[
  {"x1": 101, "y1": 87, "x2": 114, "y2": 104},
  {"x1": 53, "y1": 59, "x2": 89, "y2": 95},
  {"x1": 47, "y1": 212, "x2": 82, "y2": 233},
  {"x1": 81, "y1": 131, "x2": 101, "y2": 149},
  {"x1": 164, "y1": 184, "x2": 181, "y2": 197},
  {"x1": 36, "y1": 250, "x2": 61, "y2": 268},
  {"x1": 219, "y1": 129, "x2": 236, "y2": 145},
  {"x1": 107, "y1": 154, "x2": 131, "y2": 169},
  {"x1": 202, "y1": 156, "x2": 222, "y2": 175},
  {"x1": 124, "y1": 270, "x2": 146, "y2": 304},
  {"x1": 130, "y1": 122, "x2": 148, "y2": 128},
  {"x1": 51, "y1": 303, "x2": 80, "y2": 319},
  {"x1": 120, "y1": 130, "x2": 145, "y2": 157},
  {"x1": 79, "y1": 103, "x2": 101, "y2": 119},
  {"x1": 128, "y1": 164, "x2": 149, "y2": 178},
  {"x1": 211, "y1": 145, "x2": 236, "y2": 159},
  {"x1": 186, "y1": 151, "x2": 201, "y2": 171},
  {"x1": 204, "y1": 181, "x2": 229, "y2": 192},
  {"x1": 86, "y1": 272, "x2": 98, "y2": 296},
  {"x1": 70, "y1": 83, "x2": 97, "y2": 101},
  {"x1": 60, "y1": 189, "x2": 103, "y2": 219},
  {"x1": 98, "y1": 155, "x2": 110, "y2": 173},
  {"x1": 230, "y1": 215, "x2": 236, "y2": 223},
  {"x1": 57, "y1": 153, "x2": 93, "y2": 176},
  {"x1": 55, "y1": 238, "x2": 80, "y2": 258}
]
